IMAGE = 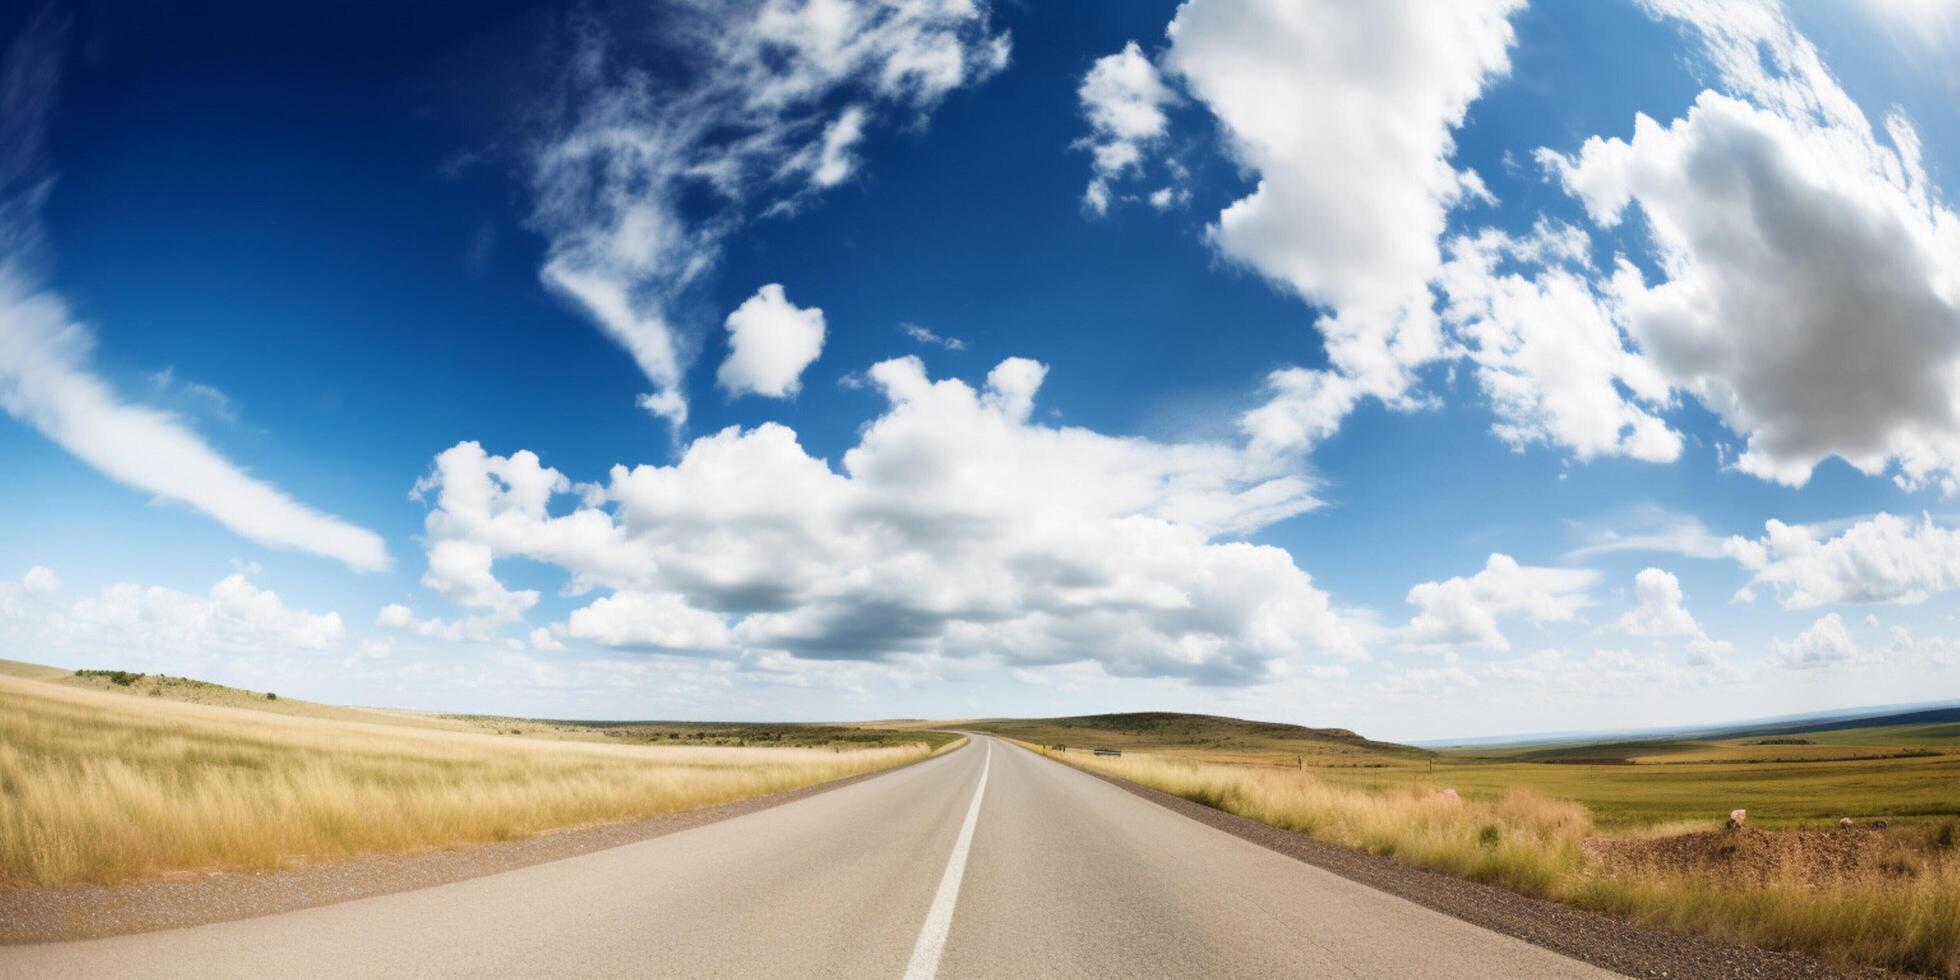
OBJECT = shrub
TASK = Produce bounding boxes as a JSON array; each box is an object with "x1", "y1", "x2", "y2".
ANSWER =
[{"x1": 75, "y1": 669, "x2": 145, "y2": 687}]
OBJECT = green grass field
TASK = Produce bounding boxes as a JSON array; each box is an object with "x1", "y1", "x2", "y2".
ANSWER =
[
  {"x1": 1320, "y1": 751, "x2": 1959, "y2": 831},
  {"x1": 965, "y1": 710, "x2": 1960, "y2": 831}
]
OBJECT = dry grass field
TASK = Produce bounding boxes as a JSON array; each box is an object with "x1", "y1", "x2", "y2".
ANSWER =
[
  {"x1": 1042, "y1": 745, "x2": 1960, "y2": 977},
  {"x1": 0, "y1": 673, "x2": 940, "y2": 887}
]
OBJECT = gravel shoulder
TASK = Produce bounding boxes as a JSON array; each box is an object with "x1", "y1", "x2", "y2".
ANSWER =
[
  {"x1": 1063, "y1": 757, "x2": 1914, "y2": 980},
  {"x1": 0, "y1": 747, "x2": 951, "y2": 945}
]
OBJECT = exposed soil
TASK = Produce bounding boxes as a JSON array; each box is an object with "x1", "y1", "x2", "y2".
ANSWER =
[
  {"x1": 1073, "y1": 766, "x2": 1912, "y2": 979},
  {"x1": 1584, "y1": 827, "x2": 1906, "y2": 888},
  {"x1": 0, "y1": 756, "x2": 935, "y2": 945}
]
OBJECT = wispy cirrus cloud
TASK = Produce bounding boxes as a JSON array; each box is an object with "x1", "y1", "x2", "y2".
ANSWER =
[
  {"x1": 528, "y1": 0, "x2": 1010, "y2": 435},
  {"x1": 0, "y1": 11, "x2": 388, "y2": 572}
]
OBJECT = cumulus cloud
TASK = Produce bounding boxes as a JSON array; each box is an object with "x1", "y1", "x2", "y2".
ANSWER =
[
  {"x1": 0, "y1": 15, "x2": 388, "y2": 572},
  {"x1": 1538, "y1": 0, "x2": 1960, "y2": 489},
  {"x1": 1725, "y1": 513, "x2": 1960, "y2": 608},
  {"x1": 1160, "y1": 0, "x2": 1523, "y2": 450},
  {"x1": 412, "y1": 356, "x2": 1363, "y2": 684},
  {"x1": 717, "y1": 283, "x2": 826, "y2": 398},
  {"x1": 1617, "y1": 566, "x2": 1731, "y2": 654},
  {"x1": 1403, "y1": 556, "x2": 1599, "y2": 654},
  {"x1": 1402, "y1": 553, "x2": 1597, "y2": 652},
  {"x1": 1437, "y1": 223, "x2": 1681, "y2": 462},
  {"x1": 21, "y1": 564, "x2": 58, "y2": 595},
  {"x1": 567, "y1": 590, "x2": 732, "y2": 651},
  {"x1": 529, "y1": 0, "x2": 1008, "y2": 433},
  {"x1": 1075, "y1": 41, "x2": 1175, "y2": 215},
  {"x1": 0, "y1": 572, "x2": 344, "y2": 664},
  {"x1": 1771, "y1": 612, "x2": 1864, "y2": 668},
  {"x1": 1768, "y1": 614, "x2": 1960, "y2": 672}
]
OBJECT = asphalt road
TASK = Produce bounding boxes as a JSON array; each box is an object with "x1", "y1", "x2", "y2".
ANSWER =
[{"x1": 1, "y1": 736, "x2": 1616, "y2": 978}]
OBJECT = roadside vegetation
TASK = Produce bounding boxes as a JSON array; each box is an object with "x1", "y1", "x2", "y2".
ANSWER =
[
  {"x1": 1033, "y1": 730, "x2": 1960, "y2": 978},
  {"x1": 0, "y1": 673, "x2": 944, "y2": 887}
]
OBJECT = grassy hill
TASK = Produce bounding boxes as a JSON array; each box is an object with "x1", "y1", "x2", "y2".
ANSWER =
[
  {"x1": 0, "y1": 658, "x2": 472, "y2": 730},
  {"x1": 960, "y1": 711, "x2": 1426, "y2": 767},
  {"x1": 0, "y1": 658, "x2": 954, "y2": 750}
]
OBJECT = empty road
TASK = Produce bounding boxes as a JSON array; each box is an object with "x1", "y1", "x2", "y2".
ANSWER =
[{"x1": 2, "y1": 736, "x2": 1614, "y2": 978}]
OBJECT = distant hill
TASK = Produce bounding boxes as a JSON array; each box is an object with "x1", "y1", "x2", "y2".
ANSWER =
[
  {"x1": 0, "y1": 658, "x2": 951, "y2": 750},
  {"x1": 1722, "y1": 705, "x2": 1960, "y2": 740},
  {"x1": 1423, "y1": 698, "x2": 1960, "y2": 749},
  {"x1": 0, "y1": 658, "x2": 474, "y2": 730},
  {"x1": 960, "y1": 711, "x2": 1425, "y2": 767}
]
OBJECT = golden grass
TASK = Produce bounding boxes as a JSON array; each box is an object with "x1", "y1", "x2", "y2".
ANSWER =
[
  {"x1": 0, "y1": 675, "x2": 935, "y2": 887},
  {"x1": 1044, "y1": 746, "x2": 1960, "y2": 978}
]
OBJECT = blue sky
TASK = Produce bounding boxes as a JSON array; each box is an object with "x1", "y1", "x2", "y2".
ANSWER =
[{"x1": 2, "y1": 0, "x2": 1957, "y2": 741}]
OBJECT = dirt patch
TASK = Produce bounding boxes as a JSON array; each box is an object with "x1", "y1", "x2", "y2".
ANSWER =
[{"x1": 1584, "y1": 828, "x2": 1906, "y2": 888}]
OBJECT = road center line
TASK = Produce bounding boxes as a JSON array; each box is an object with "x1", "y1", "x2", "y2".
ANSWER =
[{"x1": 902, "y1": 739, "x2": 992, "y2": 980}]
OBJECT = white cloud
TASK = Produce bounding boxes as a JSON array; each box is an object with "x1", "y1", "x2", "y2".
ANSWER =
[
  {"x1": 1771, "y1": 612, "x2": 1864, "y2": 668},
  {"x1": 1403, "y1": 553, "x2": 1597, "y2": 652},
  {"x1": 567, "y1": 590, "x2": 732, "y2": 651},
  {"x1": 374, "y1": 601, "x2": 510, "y2": 643},
  {"x1": 21, "y1": 565, "x2": 58, "y2": 595},
  {"x1": 530, "y1": 0, "x2": 1008, "y2": 434},
  {"x1": 527, "y1": 627, "x2": 566, "y2": 653},
  {"x1": 1565, "y1": 507, "x2": 1728, "y2": 561},
  {"x1": 1771, "y1": 614, "x2": 1960, "y2": 672},
  {"x1": 1075, "y1": 41, "x2": 1175, "y2": 215},
  {"x1": 900, "y1": 322, "x2": 964, "y2": 351},
  {"x1": 1161, "y1": 0, "x2": 1523, "y2": 449},
  {"x1": 0, "y1": 573, "x2": 345, "y2": 666},
  {"x1": 1726, "y1": 513, "x2": 1960, "y2": 608},
  {"x1": 149, "y1": 367, "x2": 239, "y2": 424},
  {"x1": 810, "y1": 105, "x2": 868, "y2": 189},
  {"x1": 0, "y1": 19, "x2": 388, "y2": 573},
  {"x1": 1618, "y1": 568, "x2": 1698, "y2": 637},
  {"x1": 412, "y1": 356, "x2": 1363, "y2": 684},
  {"x1": 1238, "y1": 366, "x2": 1367, "y2": 460},
  {"x1": 1437, "y1": 223, "x2": 1682, "y2": 462},
  {"x1": 717, "y1": 283, "x2": 827, "y2": 398},
  {"x1": 1617, "y1": 566, "x2": 1732, "y2": 654},
  {"x1": 1539, "y1": 1, "x2": 1960, "y2": 490}
]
